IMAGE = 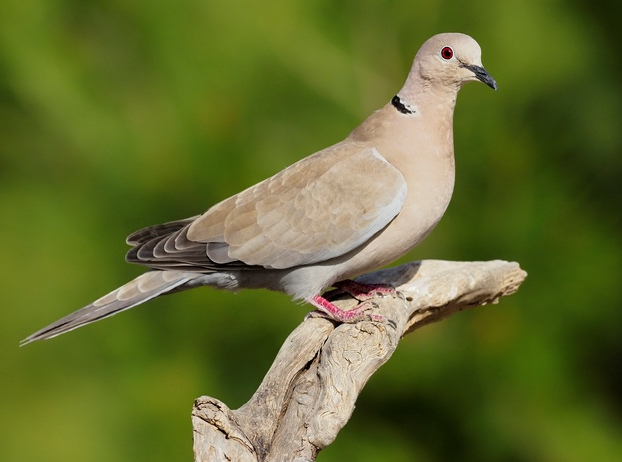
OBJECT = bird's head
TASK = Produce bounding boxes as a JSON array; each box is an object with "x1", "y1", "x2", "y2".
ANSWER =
[{"x1": 411, "y1": 33, "x2": 497, "y2": 91}]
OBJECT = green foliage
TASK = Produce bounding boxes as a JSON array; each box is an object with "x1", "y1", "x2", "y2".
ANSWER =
[{"x1": 1, "y1": 1, "x2": 621, "y2": 460}]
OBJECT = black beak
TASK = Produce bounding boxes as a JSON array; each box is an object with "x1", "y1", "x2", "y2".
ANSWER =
[{"x1": 463, "y1": 64, "x2": 497, "y2": 90}]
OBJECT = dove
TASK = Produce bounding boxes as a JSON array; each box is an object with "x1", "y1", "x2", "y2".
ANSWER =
[{"x1": 22, "y1": 32, "x2": 496, "y2": 345}]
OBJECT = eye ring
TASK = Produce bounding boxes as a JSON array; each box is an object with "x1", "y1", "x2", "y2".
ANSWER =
[{"x1": 440, "y1": 46, "x2": 454, "y2": 60}]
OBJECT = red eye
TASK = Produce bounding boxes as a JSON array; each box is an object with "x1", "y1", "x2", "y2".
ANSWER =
[{"x1": 440, "y1": 46, "x2": 454, "y2": 60}]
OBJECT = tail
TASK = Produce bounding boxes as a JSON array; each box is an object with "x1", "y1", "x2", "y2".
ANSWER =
[{"x1": 21, "y1": 271, "x2": 198, "y2": 345}]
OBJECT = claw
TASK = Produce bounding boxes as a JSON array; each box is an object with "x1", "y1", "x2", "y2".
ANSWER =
[
  {"x1": 308, "y1": 295, "x2": 374, "y2": 322},
  {"x1": 305, "y1": 279, "x2": 398, "y2": 324},
  {"x1": 306, "y1": 295, "x2": 393, "y2": 324}
]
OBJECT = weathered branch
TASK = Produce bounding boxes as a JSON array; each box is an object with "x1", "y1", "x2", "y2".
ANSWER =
[{"x1": 192, "y1": 259, "x2": 527, "y2": 461}]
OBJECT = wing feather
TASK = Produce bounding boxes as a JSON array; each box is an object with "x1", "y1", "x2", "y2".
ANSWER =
[
  {"x1": 188, "y1": 146, "x2": 407, "y2": 269},
  {"x1": 127, "y1": 145, "x2": 407, "y2": 271}
]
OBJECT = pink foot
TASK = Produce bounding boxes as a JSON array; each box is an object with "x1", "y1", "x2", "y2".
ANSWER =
[{"x1": 306, "y1": 295, "x2": 384, "y2": 323}]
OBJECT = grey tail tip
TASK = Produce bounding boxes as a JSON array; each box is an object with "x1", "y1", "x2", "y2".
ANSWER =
[
  {"x1": 19, "y1": 330, "x2": 54, "y2": 347},
  {"x1": 20, "y1": 338, "x2": 33, "y2": 347},
  {"x1": 18, "y1": 271, "x2": 195, "y2": 347},
  {"x1": 20, "y1": 336, "x2": 36, "y2": 347},
  {"x1": 20, "y1": 332, "x2": 39, "y2": 347},
  {"x1": 20, "y1": 320, "x2": 73, "y2": 346}
]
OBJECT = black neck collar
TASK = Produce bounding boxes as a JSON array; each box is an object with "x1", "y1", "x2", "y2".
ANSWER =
[{"x1": 391, "y1": 95, "x2": 416, "y2": 115}]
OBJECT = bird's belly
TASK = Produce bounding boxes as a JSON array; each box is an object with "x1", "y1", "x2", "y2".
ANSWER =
[{"x1": 339, "y1": 199, "x2": 448, "y2": 276}]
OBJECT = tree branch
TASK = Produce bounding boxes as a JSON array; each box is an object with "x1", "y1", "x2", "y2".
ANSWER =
[{"x1": 192, "y1": 259, "x2": 527, "y2": 461}]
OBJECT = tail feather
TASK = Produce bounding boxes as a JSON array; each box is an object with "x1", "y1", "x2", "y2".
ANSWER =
[{"x1": 21, "y1": 271, "x2": 196, "y2": 345}]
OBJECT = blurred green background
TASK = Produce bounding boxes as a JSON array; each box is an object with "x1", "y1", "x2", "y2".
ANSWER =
[{"x1": 2, "y1": 0, "x2": 621, "y2": 461}]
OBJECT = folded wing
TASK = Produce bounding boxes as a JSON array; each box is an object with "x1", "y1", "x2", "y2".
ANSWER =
[{"x1": 128, "y1": 146, "x2": 407, "y2": 271}]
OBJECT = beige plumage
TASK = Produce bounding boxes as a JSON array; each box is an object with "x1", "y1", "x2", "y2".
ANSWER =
[{"x1": 22, "y1": 32, "x2": 496, "y2": 345}]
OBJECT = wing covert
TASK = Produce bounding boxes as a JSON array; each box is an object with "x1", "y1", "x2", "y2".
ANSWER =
[{"x1": 188, "y1": 147, "x2": 407, "y2": 269}]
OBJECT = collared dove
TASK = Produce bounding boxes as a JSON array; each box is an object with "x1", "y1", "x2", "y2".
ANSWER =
[{"x1": 22, "y1": 32, "x2": 496, "y2": 345}]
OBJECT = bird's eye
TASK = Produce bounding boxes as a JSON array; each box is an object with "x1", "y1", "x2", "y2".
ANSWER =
[{"x1": 440, "y1": 46, "x2": 454, "y2": 60}]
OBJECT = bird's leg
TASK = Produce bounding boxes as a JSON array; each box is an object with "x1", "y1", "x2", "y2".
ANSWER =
[
  {"x1": 306, "y1": 279, "x2": 396, "y2": 323},
  {"x1": 324, "y1": 279, "x2": 395, "y2": 301},
  {"x1": 307, "y1": 295, "x2": 384, "y2": 323}
]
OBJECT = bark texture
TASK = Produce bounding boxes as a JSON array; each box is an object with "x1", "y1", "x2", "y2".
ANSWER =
[{"x1": 192, "y1": 259, "x2": 527, "y2": 461}]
